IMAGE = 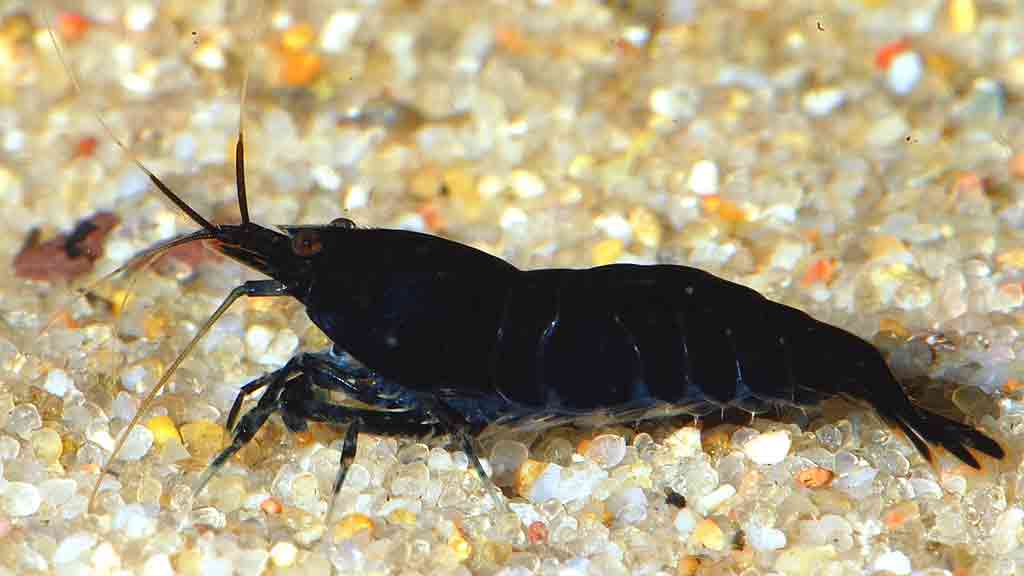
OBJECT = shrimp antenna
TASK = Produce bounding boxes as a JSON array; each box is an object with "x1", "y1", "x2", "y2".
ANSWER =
[
  {"x1": 235, "y1": 61, "x2": 250, "y2": 225},
  {"x1": 37, "y1": 229, "x2": 217, "y2": 339},
  {"x1": 87, "y1": 285, "x2": 250, "y2": 510},
  {"x1": 79, "y1": 2, "x2": 269, "y2": 510},
  {"x1": 44, "y1": 14, "x2": 218, "y2": 233},
  {"x1": 233, "y1": 0, "x2": 264, "y2": 226}
]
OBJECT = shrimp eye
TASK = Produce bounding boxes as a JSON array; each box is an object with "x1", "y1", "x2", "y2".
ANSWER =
[
  {"x1": 290, "y1": 229, "x2": 322, "y2": 257},
  {"x1": 331, "y1": 217, "x2": 356, "y2": 229}
]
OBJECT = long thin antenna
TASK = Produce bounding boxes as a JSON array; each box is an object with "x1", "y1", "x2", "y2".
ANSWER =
[
  {"x1": 87, "y1": 283, "x2": 252, "y2": 511},
  {"x1": 92, "y1": 229, "x2": 218, "y2": 285},
  {"x1": 37, "y1": 229, "x2": 216, "y2": 340},
  {"x1": 235, "y1": 67, "x2": 250, "y2": 225},
  {"x1": 44, "y1": 15, "x2": 218, "y2": 233},
  {"x1": 233, "y1": 1, "x2": 264, "y2": 226}
]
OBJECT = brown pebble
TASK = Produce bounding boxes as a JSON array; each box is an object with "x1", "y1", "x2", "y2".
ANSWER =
[
  {"x1": 334, "y1": 513, "x2": 374, "y2": 540},
  {"x1": 515, "y1": 459, "x2": 549, "y2": 497},
  {"x1": 701, "y1": 428, "x2": 732, "y2": 457},
  {"x1": 882, "y1": 501, "x2": 920, "y2": 530},
  {"x1": 527, "y1": 521, "x2": 548, "y2": 544},
  {"x1": 260, "y1": 497, "x2": 283, "y2": 515},
  {"x1": 665, "y1": 487, "x2": 687, "y2": 508},
  {"x1": 14, "y1": 212, "x2": 119, "y2": 281},
  {"x1": 677, "y1": 555, "x2": 701, "y2": 576},
  {"x1": 693, "y1": 518, "x2": 726, "y2": 550},
  {"x1": 1010, "y1": 153, "x2": 1024, "y2": 180},
  {"x1": 795, "y1": 467, "x2": 834, "y2": 488}
]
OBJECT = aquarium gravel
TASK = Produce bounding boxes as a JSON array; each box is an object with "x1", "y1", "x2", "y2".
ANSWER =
[{"x1": 1, "y1": 0, "x2": 1024, "y2": 574}]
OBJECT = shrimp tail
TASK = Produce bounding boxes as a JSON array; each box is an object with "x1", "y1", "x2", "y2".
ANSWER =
[{"x1": 880, "y1": 401, "x2": 1004, "y2": 470}]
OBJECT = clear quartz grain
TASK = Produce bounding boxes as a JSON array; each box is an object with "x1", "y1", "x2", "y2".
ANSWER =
[
  {"x1": 1, "y1": 482, "x2": 41, "y2": 517},
  {"x1": 0, "y1": 435, "x2": 18, "y2": 460},
  {"x1": 803, "y1": 514, "x2": 854, "y2": 551},
  {"x1": 114, "y1": 504, "x2": 158, "y2": 539},
  {"x1": 390, "y1": 463, "x2": 429, "y2": 499},
  {"x1": 490, "y1": 440, "x2": 529, "y2": 486},
  {"x1": 585, "y1": 435, "x2": 627, "y2": 469},
  {"x1": 30, "y1": 428, "x2": 61, "y2": 462},
  {"x1": 311, "y1": 448, "x2": 342, "y2": 491},
  {"x1": 834, "y1": 450, "x2": 859, "y2": 475},
  {"x1": 608, "y1": 486, "x2": 647, "y2": 524},
  {"x1": 881, "y1": 450, "x2": 910, "y2": 476},
  {"x1": 540, "y1": 437, "x2": 575, "y2": 466},
  {"x1": 683, "y1": 459, "x2": 719, "y2": 501},
  {"x1": 731, "y1": 427, "x2": 759, "y2": 449},
  {"x1": 397, "y1": 443, "x2": 429, "y2": 465},
  {"x1": 343, "y1": 463, "x2": 372, "y2": 492},
  {"x1": 39, "y1": 478, "x2": 77, "y2": 508},
  {"x1": 5, "y1": 404, "x2": 41, "y2": 438},
  {"x1": 192, "y1": 506, "x2": 227, "y2": 529},
  {"x1": 0, "y1": 389, "x2": 12, "y2": 430},
  {"x1": 743, "y1": 430, "x2": 792, "y2": 466},
  {"x1": 117, "y1": 426, "x2": 154, "y2": 461},
  {"x1": 717, "y1": 452, "x2": 746, "y2": 485},
  {"x1": 632, "y1": 433, "x2": 656, "y2": 459},
  {"x1": 427, "y1": 447, "x2": 453, "y2": 470},
  {"x1": 54, "y1": 532, "x2": 97, "y2": 565},
  {"x1": 290, "y1": 472, "x2": 322, "y2": 514},
  {"x1": 815, "y1": 424, "x2": 842, "y2": 451}
]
